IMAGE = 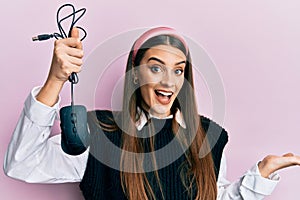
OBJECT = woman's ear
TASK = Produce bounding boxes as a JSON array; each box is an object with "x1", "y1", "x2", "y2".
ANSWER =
[
  {"x1": 133, "y1": 76, "x2": 139, "y2": 85},
  {"x1": 132, "y1": 68, "x2": 139, "y2": 85}
]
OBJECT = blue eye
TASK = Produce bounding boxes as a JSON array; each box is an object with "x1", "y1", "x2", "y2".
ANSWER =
[
  {"x1": 150, "y1": 65, "x2": 162, "y2": 73},
  {"x1": 175, "y1": 69, "x2": 183, "y2": 75}
]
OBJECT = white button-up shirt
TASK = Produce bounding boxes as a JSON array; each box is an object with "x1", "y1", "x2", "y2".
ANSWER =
[{"x1": 3, "y1": 86, "x2": 279, "y2": 199}]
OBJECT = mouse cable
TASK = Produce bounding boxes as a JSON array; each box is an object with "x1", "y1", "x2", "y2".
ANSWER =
[{"x1": 32, "y1": 3, "x2": 87, "y2": 106}]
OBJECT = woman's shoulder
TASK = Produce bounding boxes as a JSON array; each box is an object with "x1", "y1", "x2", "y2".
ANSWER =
[
  {"x1": 87, "y1": 110, "x2": 122, "y2": 142},
  {"x1": 199, "y1": 115, "x2": 229, "y2": 144}
]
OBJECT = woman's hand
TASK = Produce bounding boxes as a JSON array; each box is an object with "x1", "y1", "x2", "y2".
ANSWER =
[
  {"x1": 258, "y1": 153, "x2": 300, "y2": 178},
  {"x1": 48, "y1": 28, "x2": 83, "y2": 83},
  {"x1": 36, "y1": 27, "x2": 84, "y2": 107}
]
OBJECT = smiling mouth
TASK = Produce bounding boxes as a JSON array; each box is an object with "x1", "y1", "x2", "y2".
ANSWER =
[{"x1": 154, "y1": 89, "x2": 173, "y2": 105}]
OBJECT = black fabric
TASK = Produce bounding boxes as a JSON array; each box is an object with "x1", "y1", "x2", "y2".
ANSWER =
[{"x1": 79, "y1": 110, "x2": 228, "y2": 200}]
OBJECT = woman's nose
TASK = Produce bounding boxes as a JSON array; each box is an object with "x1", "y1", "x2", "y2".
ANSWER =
[{"x1": 160, "y1": 70, "x2": 175, "y2": 87}]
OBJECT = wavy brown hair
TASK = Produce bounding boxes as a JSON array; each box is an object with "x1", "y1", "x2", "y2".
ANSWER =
[
  {"x1": 108, "y1": 34, "x2": 218, "y2": 200},
  {"x1": 93, "y1": 34, "x2": 217, "y2": 199}
]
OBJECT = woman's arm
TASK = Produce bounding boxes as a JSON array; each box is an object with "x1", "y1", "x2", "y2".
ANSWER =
[
  {"x1": 3, "y1": 27, "x2": 87, "y2": 183},
  {"x1": 217, "y1": 153, "x2": 279, "y2": 200},
  {"x1": 36, "y1": 27, "x2": 83, "y2": 107},
  {"x1": 3, "y1": 87, "x2": 88, "y2": 183},
  {"x1": 258, "y1": 153, "x2": 300, "y2": 178}
]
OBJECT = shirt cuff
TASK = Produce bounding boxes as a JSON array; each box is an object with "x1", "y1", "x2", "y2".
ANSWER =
[
  {"x1": 24, "y1": 86, "x2": 61, "y2": 126},
  {"x1": 241, "y1": 161, "x2": 280, "y2": 195}
]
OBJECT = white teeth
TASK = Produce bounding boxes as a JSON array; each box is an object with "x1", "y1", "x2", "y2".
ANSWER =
[{"x1": 156, "y1": 90, "x2": 173, "y2": 96}]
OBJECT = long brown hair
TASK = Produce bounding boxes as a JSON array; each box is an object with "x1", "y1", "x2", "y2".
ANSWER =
[{"x1": 114, "y1": 34, "x2": 217, "y2": 200}]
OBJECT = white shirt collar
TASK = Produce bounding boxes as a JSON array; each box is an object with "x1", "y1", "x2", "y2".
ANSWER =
[{"x1": 135, "y1": 108, "x2": 187, "y2": 131}]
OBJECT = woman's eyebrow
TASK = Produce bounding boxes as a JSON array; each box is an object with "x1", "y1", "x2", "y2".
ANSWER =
[
  {"x1": 147, "y1": 57, "x2": 165, "y2": 65},
  {"x1": 175, "y1": 60, "x2": 186, "y2": 66},
  {"x1": 147, "y1": 57, "x2": 186, "y2": 66}
]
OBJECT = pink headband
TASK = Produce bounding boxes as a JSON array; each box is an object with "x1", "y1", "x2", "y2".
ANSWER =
[{"x1": 132, "y1": 27, "x2": 189, "y2": 61}]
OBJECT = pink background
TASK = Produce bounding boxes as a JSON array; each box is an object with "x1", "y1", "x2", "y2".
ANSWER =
[{"x1": 1, "y1": 0, "x2": 300, "y2": 199}]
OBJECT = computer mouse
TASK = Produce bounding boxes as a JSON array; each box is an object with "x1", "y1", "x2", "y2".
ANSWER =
[{"x1": 60, "y1": 105, "x2": 90, "y2": 155}]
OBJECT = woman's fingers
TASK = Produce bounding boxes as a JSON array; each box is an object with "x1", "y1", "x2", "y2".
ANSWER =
[
  {"x1": 70, "y1": 27, "x2": 82, "y2": 49},
  {"x1": 286, "y1": 154, "x2": 300, "y2": 165},
  {"x1": 68, "y1": 55, "x2": 83, "y2": 67},
  {"x1": 71, "y1": 27, "x2": 80, "y2": 38},
  {"x1": 278, "y1": 153, "x2": 300, "y2": 166},
  {"x1": 55, "y1": 55, "x2": 82, "y2": 73},
  {"x1": 49, "y1": 35, "x2": 84, "y2": 82},
  {"x1": 63, "y1": 62, "x2": 82, "y2": 75},
  {"x1": 258, "y1": 153, "x2": 300, "y2": 178},
  {"x1": 282, "y1": 153, "x2": 294, "y2": 157},
  {"x1": 65, "y1": 47, "x2": 84, "y2": 58},
  {"x1": 55, "y1": 37, "x2": 82, "y2": 50},
  {"x1": 64, "y1": 37, "x2": 82, "y2": 49}
]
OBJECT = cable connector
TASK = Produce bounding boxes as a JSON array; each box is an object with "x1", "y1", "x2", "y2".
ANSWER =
[{"x1": 32, "y1": 34, "x2": 54, "y2": 41}]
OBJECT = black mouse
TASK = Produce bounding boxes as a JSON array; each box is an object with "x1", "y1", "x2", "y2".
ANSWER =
[{"x1": 60, "y1": 105, "x2": 90, "y2": 155}]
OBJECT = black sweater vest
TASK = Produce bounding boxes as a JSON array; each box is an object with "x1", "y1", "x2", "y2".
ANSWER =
[{"x1": 79, "y1": 110, "x2": 228, "y2": 200}]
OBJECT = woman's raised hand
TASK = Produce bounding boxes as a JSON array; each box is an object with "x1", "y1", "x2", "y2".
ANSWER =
[
  {"x1": 36, "y1": 27, "x2": 83, "y2": 107},
  {"x1": 48, "y1": 28, "x2": 83, "y2": 83},
  {"x1": 258, "y1": 153, "x2": 300, "y2": 178}
]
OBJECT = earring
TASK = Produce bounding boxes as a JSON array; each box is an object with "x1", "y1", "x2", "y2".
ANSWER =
[{"x1": 133, "y1": 76, "x2": 139, "y2": 84}]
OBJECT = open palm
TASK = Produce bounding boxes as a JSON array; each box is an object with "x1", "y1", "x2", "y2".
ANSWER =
[{"x1": 258, "y1": 153, "x2": 300, "y2": 178}]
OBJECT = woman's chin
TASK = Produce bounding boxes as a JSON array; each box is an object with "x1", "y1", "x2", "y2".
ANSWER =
[{"x1": 148, "y1": 104, "x2": 172, "y2": 118}]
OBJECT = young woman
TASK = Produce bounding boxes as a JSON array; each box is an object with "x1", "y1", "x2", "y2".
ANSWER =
[{"x1": 4, "y1": 27, "x2": 300, "y2": 200}]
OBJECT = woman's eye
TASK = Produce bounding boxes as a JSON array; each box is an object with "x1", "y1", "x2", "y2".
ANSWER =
[
  {"x1": 175, "y1": 69, "x2": 184, "y2": 75},
  {"x1": 150, "y1": 65, "x2": 162, "y2": 73}
]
